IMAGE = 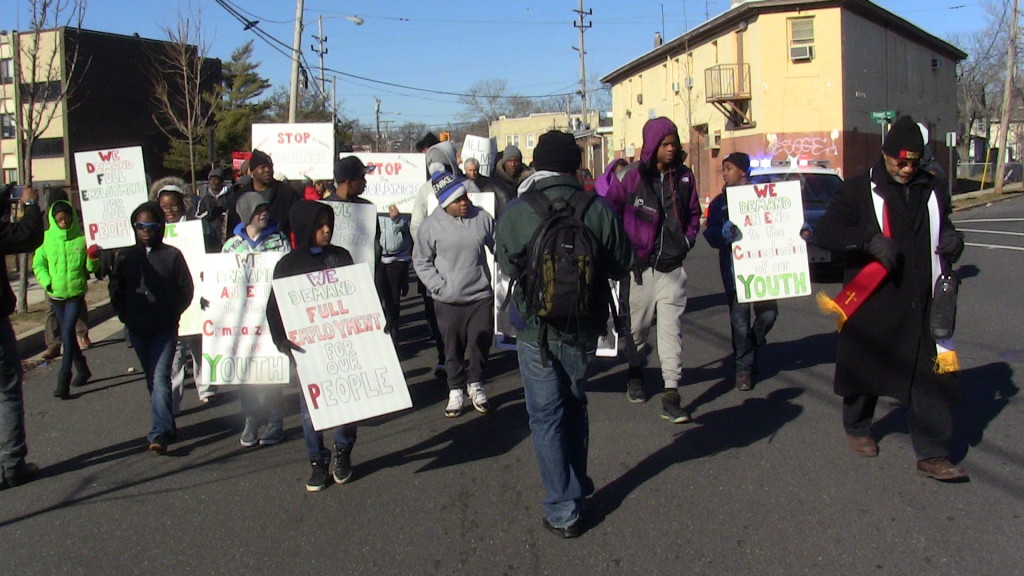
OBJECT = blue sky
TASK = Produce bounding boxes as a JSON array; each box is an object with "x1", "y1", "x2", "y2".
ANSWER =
[{"x1": 3, "y1": 0, "x2": 991, "y2": 130}]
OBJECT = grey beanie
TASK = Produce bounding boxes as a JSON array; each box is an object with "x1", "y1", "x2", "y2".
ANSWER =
[
  {"x1": 236, "y1": 192, "x2": 269, "y2": 225},
  {"x1": 503, "y1": 145, "x2": 523, "y2": 162}
]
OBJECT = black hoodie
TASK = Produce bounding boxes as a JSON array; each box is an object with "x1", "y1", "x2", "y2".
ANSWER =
[
  {"x1": 267, "y1": 201, "x2": 355, "y2": 353},
  {"x1": 109, "y1": 202, "x2": 194, "y2": 337}
]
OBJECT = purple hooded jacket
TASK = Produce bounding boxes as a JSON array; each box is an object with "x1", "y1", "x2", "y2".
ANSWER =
[{"x1": 605, "y1": 117, "x2": 701, "y2": 267}]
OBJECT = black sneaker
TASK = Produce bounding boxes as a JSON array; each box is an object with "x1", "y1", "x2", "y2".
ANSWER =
[
  {"x1": 542, "y1": 517, "x2": 582, "y2": 539},
  {"x1": 735, "y1": 372, "x2": 753, "y2": 392},
  {"x1": 626, "y1": 367, "x2": 646, "y2": 403},
  {"x1": 148, "y1": 434, "x2": 169, "y2": 455},
  {"x1": 1, "y1": 462, "x2": 41, "y2": 490},
  {"x1": 333, "y1": 445, "x2": 353, "y2": 484},
  {"x1": 660, "y1": 389, "x2": 692, "y2": 424},
  {"x1": 306, "y1": 458, "x2": 331, "y2": 492}
]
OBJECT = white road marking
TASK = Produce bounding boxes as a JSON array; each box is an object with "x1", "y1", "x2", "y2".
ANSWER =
[
  {"x1": 955, "y1": 218, "x2": 1024, "y2": 223},
  {"x1": 959, "y1": 228, "x2": 1024, "y2": 236},
  {"x1": 965, "y1": 242, "x2": 1024, "y2": 251}
]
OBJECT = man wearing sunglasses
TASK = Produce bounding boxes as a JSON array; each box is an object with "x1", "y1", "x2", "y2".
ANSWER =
[{"x1": 814, "y1": 115, "x2": 967, "y2": 482}]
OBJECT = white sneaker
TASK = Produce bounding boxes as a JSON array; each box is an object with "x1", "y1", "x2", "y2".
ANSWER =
[
  {"x1": 445, "y1": 389, "x2": 465, "y2": 418},
  {"x1": 467, "y1": 382, "x2": 491, "y2": 414}
]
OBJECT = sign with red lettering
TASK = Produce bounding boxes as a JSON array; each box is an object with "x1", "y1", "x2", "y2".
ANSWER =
[
  {"x1": 201, "y1": 253, "x2": 289, "y2": 385},
  {"x1": 352, "y1": 152, "x2": 426, "y2": 210},
  {"x1": 725, "y1": 180, "x2": 811, "y2": 303},
  {"x1": 162, "y1": 220, "x2": 207, "y2": 335},
  {"x1": 271, "y1": 264, "x2": 411, "y2": 430},
  {"x1": 251, "y1": 122, "x2": 334, "y2": 181},
  {"x1": 74, "y1": 146, "x2": 148, "y2": 249}
]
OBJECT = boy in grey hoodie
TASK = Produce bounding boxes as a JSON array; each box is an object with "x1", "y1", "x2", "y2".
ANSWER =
[{"x1": 413, "y1": 172, "x2": 495, "y2": 418}]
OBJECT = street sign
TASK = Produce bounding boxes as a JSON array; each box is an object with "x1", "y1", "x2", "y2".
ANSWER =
[
  {"x1": 946, "y1": 131, "x2": 957, "y2": 148},
  {"x1": 871, "y1": 110, "x2": 898, "y2": 124}
]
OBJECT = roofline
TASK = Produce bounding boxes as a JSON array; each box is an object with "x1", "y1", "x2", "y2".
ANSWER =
[{"x1": 600, "y1": 0, "x2": 967, "y2": 84}]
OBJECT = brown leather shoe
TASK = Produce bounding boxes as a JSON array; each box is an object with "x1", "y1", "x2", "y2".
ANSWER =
[
  {"x1": 40, "y1": 346, "x2": 61, "y2": 360},
  {"x1": 735, "y1": 372, "x2": 753, "y2": 392},
  {"x1": 846, "y1": 434, "x2": 879, "y2": 457},
  {"x1": 916, "y1": 457, "x2": 969, "y2": 482}
]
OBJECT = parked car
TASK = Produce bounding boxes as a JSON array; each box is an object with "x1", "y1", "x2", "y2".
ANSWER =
[{"x1": 749, "y1": 162, "x2": 844, "y2": 272}]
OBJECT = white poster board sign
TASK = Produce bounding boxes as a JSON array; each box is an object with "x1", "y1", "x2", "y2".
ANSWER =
[
  {"x1": 201, "y1": 253, "x2": 289, "y2": 386},
  {"x1": 251, "y1": 123, "x2": 334, "y2": 181},
  {"x1": 353, "y1": 152, "x2": 426, "y2": 211},
  {"x1": 726, "y1": 180, "x2": 811, "y2": 303},
  {"x1": 319, "y1": 200, "x2": 377, "y2": 268},
  {"x1": 271, "y1": 265, "x2": 411, "y2": 430},
  {"x1": 162, "y1": 220, "x2": 206, "y2": 335},
  {"x1": 74, "y1": 146, "x2": 148, "y2": 249},
  {"x1": 461, "y1": 135, "x2": 497, "y2": 177}
]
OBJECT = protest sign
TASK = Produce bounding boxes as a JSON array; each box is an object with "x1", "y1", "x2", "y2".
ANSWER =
[
  {"x1": 162, "y1": 220, "x2": 206, "y2": 335},
  {"x1": 319, "y1": 200, "x2": 377, "y2": 268},
  {"x1": 271, "y1": 264, "x2": 411, "y2": 430},
  {"x1": 726, "y1": 180, "x2": 811, "y2": 303},
  {"x1": 461, "y1": 135, "x2": 497, "y2": 176},
  {"x1": 74, "y1": 146, "x2": 148, "y2": 249},
  {"x1": 201, "y1": 253, "x2": 289, "y2": 386},
  {"x1": 251, "y1": 123, "x2": 334, "y2": 181},
  {"x1": 352, "y1": 152, "x2": 426, "y2": 210}
]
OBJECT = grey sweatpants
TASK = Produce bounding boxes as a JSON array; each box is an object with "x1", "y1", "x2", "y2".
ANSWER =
[{"x1": 624, "y1": 266, "x2": 688, "y2": 388}]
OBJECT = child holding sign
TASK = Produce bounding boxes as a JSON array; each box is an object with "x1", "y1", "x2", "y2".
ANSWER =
[
  {"x1": 109, "y1": 202, "x2": 194, "y2": 454},
  {"x1": 266, "y1": 201, "x2": 358, "y2": 491},
  {"x1": 224, "y1": 192, "x2": 292, "y2": 447}
]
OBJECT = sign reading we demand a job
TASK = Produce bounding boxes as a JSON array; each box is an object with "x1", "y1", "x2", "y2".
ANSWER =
[
  {"x1": 251, "y1": 123, "x2": 334, "y2": 181},
  {"x1": 725, "y1": 180, "x2": 811, "y2": 303},
  {"x1": 74, "y1": 146, "x2": 149, "y2": 249},
  {"x1": 271, "y1": 264, "x2": 411, "y2": 430}
]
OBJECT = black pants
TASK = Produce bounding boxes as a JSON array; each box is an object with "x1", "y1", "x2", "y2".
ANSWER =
[
  {"x1": 419, "y1": 281, "x2": 445, "y2": 364},
  {"x1": 375, "y1": 260, "x2": 409, "y2": 342},
  {"x1": 843, "y1": 387, "x2": 953, "y2": 460},
  {"x1": 434, "y1": 297, "x2": 493, "y2": 391}
]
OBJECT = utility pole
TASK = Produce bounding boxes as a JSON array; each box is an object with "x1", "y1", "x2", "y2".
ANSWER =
[
  {"x1": 311, "y1": 15, "x2": 328, "y2": 95},
  {"x1": 573, "y1": 0, "x2": 592, "y2": 130},
  {"x1": 288, "y1": 0, "x2": 305, "y2": 123},
  {"x1": 995, "y1": 0, "x2": 1019, "y2": 194},
  {"x1": 375, "y1": 97, "x2": 382, "y2": 152}
]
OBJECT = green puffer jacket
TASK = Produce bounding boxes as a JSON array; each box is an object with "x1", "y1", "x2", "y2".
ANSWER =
[{"x1": 32, "y1": 200, "x2": 98, "y2": 299}]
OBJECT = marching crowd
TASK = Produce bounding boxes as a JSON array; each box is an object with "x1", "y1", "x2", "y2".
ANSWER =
[{"x1": 0, "y1": 114, "x2": 967, "y2": 538}]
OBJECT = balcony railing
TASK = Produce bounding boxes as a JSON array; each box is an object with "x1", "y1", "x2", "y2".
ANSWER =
[{"x1": 705, "y1": 64, "x2": 751, "y2": 102}]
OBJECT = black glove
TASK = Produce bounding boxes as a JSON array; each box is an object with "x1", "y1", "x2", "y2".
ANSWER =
[
  {"x1": 98, "y1": 250, "x2": 117, "y2": 281},
  {"x1": 864, "y1": 234, "x2": 899, "y2": 272},
  {"x1": 936, "y1": 227, "x2": 965, "y2": 263},
  {"x1": 278, "y1": 340, "x2": 306, "y2": 354}
]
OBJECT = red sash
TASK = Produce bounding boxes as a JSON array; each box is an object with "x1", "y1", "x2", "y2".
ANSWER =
[{"x1": 816, "y1": 208, "x2": 890, "y2": 330}]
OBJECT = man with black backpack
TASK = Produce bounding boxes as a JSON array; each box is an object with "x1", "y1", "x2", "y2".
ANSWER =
[{"x1": 495, "y1": 131, "x2": 631, "y2": 538}]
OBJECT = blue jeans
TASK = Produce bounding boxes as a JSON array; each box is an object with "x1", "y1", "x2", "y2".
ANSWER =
[
  {"x1": 727, "y1": 291, "x2": 778, "y2": 375},
  {"x1": 298, "y1": 385, "x2": 357, "y2": 460},
  {"x1": 52, "y1": 296, "x2": 84, "y2": 378},
  {"x1": 517, "y1": 339, "x2": 594, "y2": 528},
  {"x1": 129, "y1": 329, "x2": 177, "y2": 442},
  {"x1": 0, "y1": 318, "x2": 28, "y2": 476}
]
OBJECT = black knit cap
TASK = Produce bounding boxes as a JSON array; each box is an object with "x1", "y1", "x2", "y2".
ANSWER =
[
  {"x1": 882, "y1": 115, "x2": 924, "y2": 160},
  {"x1": 532, "y1": 130, "x2": 581, "y2": 173},
  {"x1": 722, "y1": 152, "x2": 751, "y2": 174},
  {"x1": 249, "y1": 149, "x2": 273, "y2": 170}
]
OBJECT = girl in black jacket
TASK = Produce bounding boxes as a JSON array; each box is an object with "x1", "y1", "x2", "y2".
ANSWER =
[{"x1": 109, "y1": 202, "x2": 194, "y2": 455}]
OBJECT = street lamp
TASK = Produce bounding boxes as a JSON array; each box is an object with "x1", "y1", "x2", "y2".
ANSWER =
[{"x1": 290, "y1": 8, "x2": 365, "y2": 123}]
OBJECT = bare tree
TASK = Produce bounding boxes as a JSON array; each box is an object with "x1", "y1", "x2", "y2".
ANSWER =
[
  {"x1": 8, "y1": 0, "x2": 87, "y2": 313},
  {"x1": 150, "y1": 8, "x2": 221, "y2": 187},
  {"x1": 459, "y1": 78, "x2": 538, "y2": 123}
]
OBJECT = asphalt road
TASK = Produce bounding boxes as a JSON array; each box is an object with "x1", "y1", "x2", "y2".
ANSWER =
[{"x1": 1, "y1": 196, "x2": 1021, "y2": 575}]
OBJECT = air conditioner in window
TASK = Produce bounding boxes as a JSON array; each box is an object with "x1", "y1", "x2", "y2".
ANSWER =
[
  {"x1": 671, "y1": 81, "x2": 681, "y2": 94},
  {"x1": 706, "y1": 132, "x2": 722, "y2": 150},
  {"x1": 789, "y1": 45, "x2": 814, "y2": 61}
]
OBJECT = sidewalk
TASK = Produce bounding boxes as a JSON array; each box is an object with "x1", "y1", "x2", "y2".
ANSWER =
[{"x1": 9, "y1": 272, "x2": 115, "y2": 360}]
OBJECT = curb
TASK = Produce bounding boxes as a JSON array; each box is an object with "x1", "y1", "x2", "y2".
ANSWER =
[{"x1": 16, "y1": 298, "x2": 115, "y2": 359}]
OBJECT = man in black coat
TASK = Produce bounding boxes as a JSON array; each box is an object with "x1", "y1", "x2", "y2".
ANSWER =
[
  {"x1": 0, "y1": 184, "x2": 44, "y2": 489},
  {"x1": 814, "y1": 115, "x2": 967, "y2": 481},
  {"x1": 225, "y1": 150, "x2": 300, "y2": 238}
]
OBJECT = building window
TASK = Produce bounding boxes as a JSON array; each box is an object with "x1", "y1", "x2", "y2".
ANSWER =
[
  {"x1": 30, "y1": 137, "x2": 64, "y2": 158},
  {"x1": 1, "y1": 114, "x2": 14, "y2": 139},
  {"x1": 0, "y1": 59, "x2": 13, "y2": 84},
  {"x1": 3, "y1": 168, "x2": 16, "y2": 184},
  {"x1": 526, "y1": 133, "x2": 535, "y2": 149},
  {"x1": 21, "y1": 81, "x2": 62, "y2": 102},
  {"x1": 788, "y1": 18, "x2": 815, "y2": 60},
  {"x1": 506, "y1": 134, "x2": 520, "y2": 147}
]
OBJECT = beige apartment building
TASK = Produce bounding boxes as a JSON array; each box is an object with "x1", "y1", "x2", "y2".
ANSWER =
[
  {"x1": 600, "y1": 0, "x2": 966, "y2": 202},
  {"x1": 489, "y1": 110, "x2": 604, "y2": 172}
]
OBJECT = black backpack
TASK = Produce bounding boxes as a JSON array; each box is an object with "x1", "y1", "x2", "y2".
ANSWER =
[{"x1": 512, "y1": 189, "x2": 610, "y2": 360}]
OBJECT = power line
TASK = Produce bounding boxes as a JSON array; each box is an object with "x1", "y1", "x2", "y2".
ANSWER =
[{"x1": 321, "y1": 66, "x2": 575, "y2": 99}]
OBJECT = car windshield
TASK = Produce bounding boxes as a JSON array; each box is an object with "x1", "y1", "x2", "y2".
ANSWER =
[{"x1": 750, "y1": 172, "x2": 841, "y2": 210}]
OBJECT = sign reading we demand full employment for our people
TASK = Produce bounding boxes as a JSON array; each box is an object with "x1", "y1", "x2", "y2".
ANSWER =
[
  {"x1": 74, "y1": 146, "x2": 149, "y2": 249},
  {"x1": 271, "y1": 264, "x2": 411, "y2": 431},
  {"x1": 725, "y1": 180, "x2": 811, "y2": 304}
]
